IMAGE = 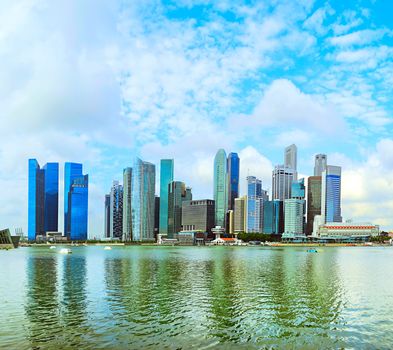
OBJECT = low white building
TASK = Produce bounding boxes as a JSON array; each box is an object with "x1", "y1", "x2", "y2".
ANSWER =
[{"x1": 317, "y1": 222, "x2": 379, "y2": 241}]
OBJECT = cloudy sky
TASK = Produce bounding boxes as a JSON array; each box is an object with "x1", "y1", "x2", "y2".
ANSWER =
[{"x1": 1, "y1": 0, "x2": 393, "y2": 236}]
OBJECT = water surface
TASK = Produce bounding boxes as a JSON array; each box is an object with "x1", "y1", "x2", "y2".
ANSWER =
[{"x1": 1, "y1": 246, "x2": 393, "y2": 349}]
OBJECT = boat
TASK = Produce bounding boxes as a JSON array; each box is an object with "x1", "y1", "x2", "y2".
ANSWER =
[
  {"x1": 307, "y1": 249, "x2": 318, "y2": 253},
  {"x1": 104, "y1": 246, "x2": 112, "y2": 250},
  {"x1": 49, "y1": 246, "x2": 57, "y2": 249},
  {"x1": 59, "y1": 248, "x2": 72, "y2": 254}
]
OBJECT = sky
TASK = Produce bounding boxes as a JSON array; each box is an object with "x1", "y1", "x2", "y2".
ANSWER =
[{"x1": 1, "y1": 0, "x2": 393, "y2": 236}]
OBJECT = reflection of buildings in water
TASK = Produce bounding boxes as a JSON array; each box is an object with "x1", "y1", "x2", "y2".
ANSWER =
[
  {"x1": 25, "y1": 255, "x2": 60, "y2": 347},
  {"x1": 62, "y1": 255, "x2": 88, "y2": 327}
]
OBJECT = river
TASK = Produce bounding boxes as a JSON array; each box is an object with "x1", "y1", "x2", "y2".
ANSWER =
[{"x1": 1, "y1": 246, "x2": 392, "y2": 349}]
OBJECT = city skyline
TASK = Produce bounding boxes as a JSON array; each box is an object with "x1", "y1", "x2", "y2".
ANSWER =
[{"x1": 1, "y1": 1, "x2": 393, "y2": 235}]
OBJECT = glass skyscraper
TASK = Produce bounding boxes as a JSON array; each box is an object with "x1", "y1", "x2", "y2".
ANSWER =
[
  {"x1": 323, "y1": 165, "x2": 342, "y2": 223},
  {"x1": 213, "y1": 149, "x2": 227, "y2": 228},
  {"x1": 109, "y1": 181, "x2": 123, "y2": 239},
  {"x1": 246, "y1": 176, "x2": 262, "y2": 233},
  {"x1": 307, "y1": 176, "x2": 322, "y2": 235},
  {"x1": 122, "y1": 167, "x2": 132, "y2": 241},
  {"x1": 159, "y1": 159, "x2": 174, "y2": 235},
  {"x1": 28, "y1": 159, "x2": 59, "y2": 241},
  {"x1": 64, "y1": 162, "x2": 88, "y2": 240},
  {"x1": 263, "y1": 200, "x2": 284, "y2": 235},
  {"x1": 131, "y1": 157, "x2": 156, "y2": 241},
  {"x1": 227, "y1": 152, "x2": 239, "y2": 211}
]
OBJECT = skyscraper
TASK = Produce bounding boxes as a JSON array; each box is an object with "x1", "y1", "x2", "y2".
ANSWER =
[
  {"x1": 246, "y1": 176, "x2": 262, "y2": 233},
  {"x1": 168, "y1": 181, "x2": 192, "y2": 238},
  {"x1": 314, "y1": 154, "x2": 327, "y2": 176},
  {"x1": 284, "y1": 199, "x2": 305, "y2": 235},
  {"x1": 234, "y1": 196, "x2": 247, "y2": 233},
  {"x1": 154, "y1": 196, "x2": 160, "y2": 240},
  {"x1": 213, "y1": 149, "x2": 227, "y2": 228},
  {"x1": 104, "y1": 194, "x2": 110, "y2": 238},
  {"x1": 263, "y1": 200, "x2": 284, "y2": 235},
  {"x1": 322, "y1": 165, "x2": 342, "y2": 223},
  {"x1": 43, "y1": 163, "x2": 59, "y2": 233},
  {"x1": 28, "y1": 159, "x2": 45, "y2": 240},
  {"x1": 182, "y1": 199, "x2": 215, "y2": 233},
  {"x1": 285, "y1": 144, "x2": 297, "y2": 180},
  {"x1": 272, "y1": 165, "x2": 294, "y2": 201},
  {"x1": 110, "y1": 181, "x2": 123, "y2": 239},
  {"x1": 28, "y1": 159, "x2": 59, "y2": 241},
  {"x1": 159, "y1": 159, "x2": 174, "y2": 235},
  {"x1": 131, "y1": 158, "x2": 156, "y2": 241},
  {"x1": 227, "y1": 152, "x2": 240, "y2": 211},
  {"x1": 122, "y1": 167, "x2": 132, "y2": 241},
  {"x1": 64, "y1": 162, "x2": 88, "y2": 240},
  {"x1": 291, "y1": 178, "x2": 305, "y2": 199},
  {"x1": 307, "y1": 176, "x2": 322, "y2": 235}
]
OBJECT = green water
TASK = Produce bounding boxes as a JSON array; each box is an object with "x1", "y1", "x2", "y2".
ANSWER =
[{"x1": 1, "y1": 246, "x2": 393, "y2": 349}]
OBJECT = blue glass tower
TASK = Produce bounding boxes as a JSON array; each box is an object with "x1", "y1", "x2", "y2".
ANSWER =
[
  {"x1": 64, "y1": 163, "x2": 88, "y2": 240},
  {"x1": 43, "y1": 163, "x2": 59, "y2": 233},
  {"x1": 159, "y1": 159, "x2": 174, "y2": 235},
  {"x1": 227, "y1": 153, "x2": 239, "y2": 211},
  {"x1": 262, "y1": 200, "x2": 284, "y2": 234},
  {"x1": 28, "y1": 159, "x2": 59, "y2": 241},
  {"x1": 246, "y1": 176, "x2": 262, "y2": 233},
  {"x1": 324, "y1": 166, "x2": 342, "y2": 223},
  {"x1": 291, "y1": 178, "x2": 305, "y2": 199}
]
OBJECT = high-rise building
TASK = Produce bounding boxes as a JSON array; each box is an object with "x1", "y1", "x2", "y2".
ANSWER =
[
  {"x1": 43, "y1": 163, "x2": 59, "y2": 233},
  {"x1": 227, "y1": 152, "x2": 240, "y2": 211},
  {"x1": 285, "y1": 144, "x2": 297, "y2": 180},
  {"x1": 307, "y1": 176, "x2": 322, "y2": 235},
  {"x1": 154, "y1": 196, "x2": 160, "y2": 240},
  {"x1": 110, "y1": 181, "x2": 123, "y2": 239},
  {"x1": 104, "y1": 194, "x2": 110, "y2": 238},
  {"x1": 168, "y1": 181, "x2": 192, "y2": 238},
  {"x1": 28, "y1": 160, "x2": 45, "y2": 240},
  {"x1": 263, "y1": 200, "x2": 284, "y2": 235},
  {"x1": 64, "y1": 162, "x2": 83, "y2": 237},
  {"x1": 234, "y1": 196, "x2": 247, "y2": 233},
  {"x1": 314, "y1": 154, "x2": 327, "y2": 176},
  {"x1": 322, "y1": 165, "x2": 342, "y2": 223},
  {"x1": 131, "y1": 158, "x2": 156, "y2": 241},
  {"x1": 67, "y1": 173, "x2": 88, "y2": 241},
  {"x1": 246, "y1": 176, "x2": 263, "y2": 233},
  {"x1": 291, "y1": 178, "x2": 305, "y2": 199},
  {"x1": 182, "y1": 199, "x2": 215, "y2": 233},
  {"x1": 272, "y1": 165, "x2": 294, "y2": 201},
  {"x1": 159, "y1": 159, "x2": 174, "y2": 235},
  {"x1": 28, "y1": 160, "x2": 59, "y2": 241},
  {"x1": 284, "y1": 199, "x2": 305, "y2": 235},
  {"x1": 122, "y1": 167, "x2": 132, "y2": 241},
  {"x1": 214, "y1": 149, "x2": 227, "y2": 228}
]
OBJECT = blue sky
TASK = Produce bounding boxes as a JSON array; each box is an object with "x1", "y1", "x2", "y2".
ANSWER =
[{"x1": 1, "y1": 0, "x2": 393, "y2": 235}]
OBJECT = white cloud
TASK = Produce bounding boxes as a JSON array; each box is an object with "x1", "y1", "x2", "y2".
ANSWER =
[{"x1": 329, "y1": 29, "x2": 392, "y2": 47}]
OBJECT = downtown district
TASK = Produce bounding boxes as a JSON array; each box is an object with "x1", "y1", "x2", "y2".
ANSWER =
[{"x1": 27, "y1": 144, "x2": 380, "y2": 244}]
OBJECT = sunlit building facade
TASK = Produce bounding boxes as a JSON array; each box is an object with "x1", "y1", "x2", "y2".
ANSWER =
[
  {"x1": 122, "y1": 167, "x2": 132, "y2": 241},
  {"x1": 213, "y1": 149, "x2": 227, "y2": 228},
  {"x1": 159, "y1": 159, "x2": 174, "y2": 235},
  {"x1": 131, "y1": 158, "x2": 156, "y2": 241}
]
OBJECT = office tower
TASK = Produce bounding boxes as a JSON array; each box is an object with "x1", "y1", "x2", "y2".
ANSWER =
[
  {"x1": 28, "y1": 160, "x2": 44, "y2": 240},
  {"x1": 227, "y1": 210, "x2": 234, "y2": 235},
  {"x1": 154, "y1": 196, "x2": 160, "y2": 240},
  {"x1": 284, "y1": 199, "x2": 305, "y2": 235},
  {"x1": 159, "y1": 159, "x2": 174, "y2": 235},
  {"x1": 104, "y1": 194, "x2": 110, "y2": 238},
  {"x1": 285, "y1": 144, "x2": 297, "y2": 180},
  {"x1": 314, "y1": 154, "x2": 327, "y2": 176},
  {"x1": 246, "y1": 176, "x2": 263, "y2": 233},
  {"x1": 182, "y1": 199, "x2": 215, "y2": 233},
  {"x1": 322, "y1": 165, "x2": 342, "y2": 223},
  {"x1": 263, "y1": 200, "x2": 284, "y2": 234},
  {"x1": 43, "y1": 163, "x2": 59, "y2": 233},
  {"x1": 272, "y1": 165, "x2": 294, "y2": 201},
  {"x1": 307, "y1": 176, "x2": 322, "y2": 235},
  {"x1": 64, "y1": 163, "x2": 88, "y2": 240},
  {"x1": 122, "y1": 167, "x2": 132, "y2": 241},
  {"x1": 131, "y1": 158, "x2": 156, "y2": 241},
  {"x1": 64, "y1": 162, "x2": 83, "y2": 236},
  {"x1": 28, "y1": 159, "x2": 59, "y2": 241},
  {"x1": 227, "y1": 152, "x2": 240, "y2": 211},
  {"x1": 291, "y1": 178, "x2": 305, "y2": 199},
  {"x1": 214, "y1": 149, "x2": 227, "y2": 228},
  {"x1": 168, "y1": 181, "x2": 192, "y2": 238},
  {"x1": 110, "y1": 181, "x2": 123, "y2": 239},
  {"x1": 234, "y1": 196, "x2": 247, "y2": 233}
]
